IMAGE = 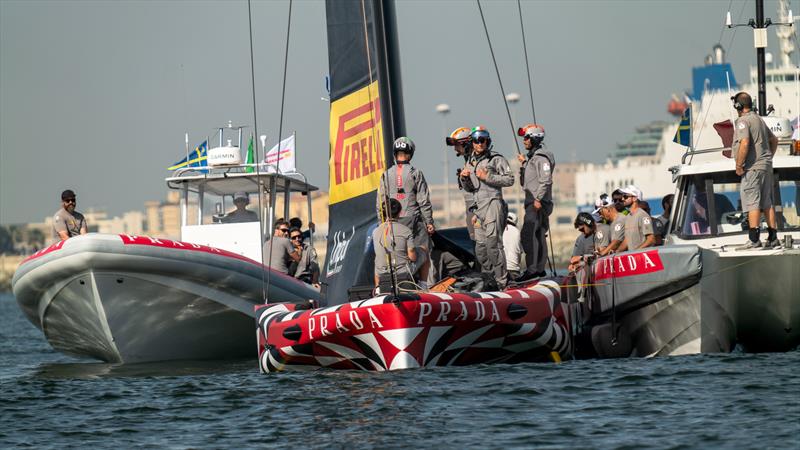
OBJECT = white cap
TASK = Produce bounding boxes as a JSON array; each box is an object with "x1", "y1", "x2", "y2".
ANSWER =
[
  {"x1": 233, "y1": 191, "x2": 249, "y2": 201},
  {"x1": 506, "y1": 212, "x2": 518, "y2": 226},
  {"x1": 592, "y1": 194, "x2": 612, "y2": 215},
  {"x1": 620, "y1": 185, "x2": 643, "y2": 200}
]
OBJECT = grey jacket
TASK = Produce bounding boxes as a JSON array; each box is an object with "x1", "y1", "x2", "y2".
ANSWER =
[
  {"x1": 469, "y1": 150, "x2": 514, "y2": 212},
  {"x1": 457, "y1": 153, "x2": 476, "y2": 211},
  {"x1": 522, "y1": 148, "x2": 555, "y2": 206},
  {"x1": 377, "y1": 163, "x2": 434, "y2": 227}
]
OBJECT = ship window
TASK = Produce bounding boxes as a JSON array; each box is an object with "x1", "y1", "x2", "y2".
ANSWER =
[{"x1": 786, "y1": 74, "x2": 795, "y2": 82}]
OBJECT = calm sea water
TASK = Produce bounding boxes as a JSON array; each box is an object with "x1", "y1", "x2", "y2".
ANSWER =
[{"x1": 1, "y1": 292, "x2": 798, "y2": 449}]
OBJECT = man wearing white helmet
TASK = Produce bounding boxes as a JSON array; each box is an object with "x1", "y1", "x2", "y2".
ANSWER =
[
  {"x1": 593, "y1": 194, "x2": 612, "y2": 252},
  {"x1": 516, "y1": 123, "x2": 555, "y2": 282},
  {"x1": 503, "y1": 212, "x2": 523, "y2": 280},
  {"x1": 447, "y1": 127, "x2": 477, "y2": 241},
  {"x1": 462, "y1": 127, "x2": 514, "y2": 288},
  {"x1": 377, "y1": 136, "x2": 435, "y2": 286}
]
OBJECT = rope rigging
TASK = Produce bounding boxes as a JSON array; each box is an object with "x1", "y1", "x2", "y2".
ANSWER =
[
  {"x1": 516, "y1": 0, "x2": 537, "y2": 123},
  {"x1": 476, "y1": 0, "x2": 521, "y2": 155},
  {"x1": 247, "y1": 0, "x2": 268, "y2": 303}
]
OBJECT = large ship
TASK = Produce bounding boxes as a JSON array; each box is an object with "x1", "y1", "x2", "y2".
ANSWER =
[{"x1": 575, "y1": 1, "x2": 799, "y2": 216}]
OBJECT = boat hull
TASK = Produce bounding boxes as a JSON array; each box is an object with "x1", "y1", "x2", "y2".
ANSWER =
[
  {"x1": 12, "y1": 234, "x2": 320, "y2": 363},
  {"x1": 581, "y1": 245, "x2": 800, "y2": 357},
  {"x1": 257, "y1": 280, "x2": 571, "y2": 372}
]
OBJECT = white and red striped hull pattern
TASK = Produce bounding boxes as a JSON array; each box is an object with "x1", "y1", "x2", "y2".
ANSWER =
[{"x1": 256, "y1": 280, "x2": 571, "y2": 372}]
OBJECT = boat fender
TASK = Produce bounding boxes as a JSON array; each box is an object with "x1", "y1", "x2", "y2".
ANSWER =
[
  {"x1": 590, "y1": 323, "x2": 632, "y2": 358},
  {"x1": 282, "y1": 324, "x2": 303, "y2": 341},
  {"x1": 507, "y1": 303, "x2": 528, "y2": 320}
]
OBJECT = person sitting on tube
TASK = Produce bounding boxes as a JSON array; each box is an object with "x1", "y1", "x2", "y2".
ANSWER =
[{"x1": 568, "y1": 212, "x2": 596, "y2": 273}]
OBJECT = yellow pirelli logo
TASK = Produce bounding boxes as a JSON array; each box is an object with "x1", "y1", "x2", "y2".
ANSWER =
[{"x1": 329, "y1": 81, "x2": 386, "y2": 204}]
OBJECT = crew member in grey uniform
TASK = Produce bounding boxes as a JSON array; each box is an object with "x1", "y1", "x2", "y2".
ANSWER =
[
  {"x1": 568, "y1": 212, "x2": 597, "y2": 273},
  {"x1": 516, "y1": 123, "x2": 555, "y2": 282},
  {"x1": 731, "y1": 92, "x2": 780, "y2": 249},
  {"x1": 597, "y1": 194, "x2": 627, "y2": 256},
  {"x1": 592, "y1": 194, "x2": 612, "y2": 252},
  {"x1": 460, "y1": 127, "x2": 514, "y2": 288},
  {"x1": 620, "y1": 185, "x2": 655, "y2": 250},
  {"x1": 447, "y1": 127, "x2": 477, "y2": 241},
  {"x1": 377, "y1": 137, "x2": 434, "y2": 284},
  {"x1": 52, "y1": 189, "x2": 88, "y2": 242}
]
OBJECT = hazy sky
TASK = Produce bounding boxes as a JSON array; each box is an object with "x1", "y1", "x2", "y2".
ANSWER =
[{"x1": 1, "y1": 0, "x2": 794, "y2": 224}]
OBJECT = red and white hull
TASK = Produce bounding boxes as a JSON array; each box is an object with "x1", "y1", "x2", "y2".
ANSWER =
[{"x1": 256, "y1": 279, "x2": 571, "y2": 372}]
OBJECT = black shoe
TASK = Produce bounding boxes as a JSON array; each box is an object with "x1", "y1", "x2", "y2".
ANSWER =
[
  {"x1": 535, "y1": 271, "x2": 548, "y2": 278},
  {"x1": 515, "y1": 271, "x2": 538, "y2": 283}
]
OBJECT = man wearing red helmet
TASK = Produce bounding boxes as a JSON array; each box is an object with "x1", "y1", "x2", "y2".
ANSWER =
[{"x1": 516, "y1": 124, "x2": 555, "y2": 281}]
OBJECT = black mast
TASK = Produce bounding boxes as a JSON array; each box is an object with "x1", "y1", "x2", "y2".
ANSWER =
[{"x1": 756, "y1": 0, "x2": 767, "y2": 116}]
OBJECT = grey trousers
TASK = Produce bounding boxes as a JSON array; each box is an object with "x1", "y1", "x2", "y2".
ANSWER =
[
  {"x1": 474, "y1": 199, "x2": 507, "y2": 287},
  {"x1": 521, "y1": 203, "x2": 549, "y2": 274}
]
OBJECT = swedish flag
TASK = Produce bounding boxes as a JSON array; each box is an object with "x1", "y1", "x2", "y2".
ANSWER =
[
  {"x1": 168, "y1": 140, "x2": 208, "y2": 172},
  {"x1": 673, "y1": 106, "x2": 692, "y2": 147}
]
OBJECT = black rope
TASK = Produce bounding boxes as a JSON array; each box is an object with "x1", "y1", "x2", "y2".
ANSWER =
[
  {"x1": 476, "y1": 0, "x2": 521, "y2": 155},
  {"x1": 247, "y1": 0, "x2": 268, "y2": 303},
  {"x1": 265, "y1": 0, "x2": 293, "y2": 303},
  {"x1": 517, "y1": 0, "x2": 536, "y2": 123}
]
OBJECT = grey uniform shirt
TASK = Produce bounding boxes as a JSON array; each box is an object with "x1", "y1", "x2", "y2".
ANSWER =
[
  {"x1": 52, "y1": 207, "x2": 87, "y2": 241},
  {"x1": 652, "y1": 215, "x2": 666, "y2": 239},
  {"x1": 624, "y1": 208, "x2": 654, "y2": 249},
  {"x1": 734, "y1": 111, "x2": 775, "y2": 172},
  {"x1": 522, "y1": 149, "x2": 555, "y2": 206},
  {"x1": 469, "y1": 151, "x2": 514, "y2": 214},
  {"x1": 377, "y1": 163, "x2": 434, "y2": 227},
  {"x1": 572, "y1": 233, "x2": 595, "y2": 258},
  {"x1": 610, "y1": 215, "x2": 626, "y2": 243},
  {"x1": 293, "y1": 243, "x2": 317, "y2": 278},
  {"x1": 594, "y1": 223, "x2": 611, "y2": 252},
  {"x1": 458, "y1": 154, "x2": 476, "y2": 210},
  {"x1": 372, "y1": 221, "x2": 413, "y2": 275},
  {"x1": 263, "y1": 236, "x2": 295, "y2": 274}
]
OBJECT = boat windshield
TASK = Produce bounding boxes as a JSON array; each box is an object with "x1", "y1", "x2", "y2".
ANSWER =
[{"x1": 674, "y1": 167, "x2": 800, "y2": 238}]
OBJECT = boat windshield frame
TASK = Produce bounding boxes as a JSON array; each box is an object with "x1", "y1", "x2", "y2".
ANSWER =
[{"x1": 671, "y1": 164, "x2": 800, "y2": 240}]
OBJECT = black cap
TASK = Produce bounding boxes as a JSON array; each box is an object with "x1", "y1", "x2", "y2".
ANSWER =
[{"x1": 61, "y1": 189, "x2": 76, "y2": 200}]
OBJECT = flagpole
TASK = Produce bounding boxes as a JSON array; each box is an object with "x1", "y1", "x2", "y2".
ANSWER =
[{"x1": 185, "y1": 133, "x2": 189, "y2": 169}]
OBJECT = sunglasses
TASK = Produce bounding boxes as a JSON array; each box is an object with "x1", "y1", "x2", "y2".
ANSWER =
[
  {"x1": 473, "y1": 137, "x2": 489, "y2": 144},
  {"x1": 279, "y1": 228, "x2": 289, "y2": 233},
  {"x1": 290, "y1": 235, "x2": 302, "y2": 240},
  {"x1": 63, "y1": 198, "x2": 76, "y2": 204}
]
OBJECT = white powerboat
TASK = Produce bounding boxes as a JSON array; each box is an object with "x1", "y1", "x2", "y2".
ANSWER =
[{"x1": 12, "y1": 125, "x2": 321, "y2": 363}]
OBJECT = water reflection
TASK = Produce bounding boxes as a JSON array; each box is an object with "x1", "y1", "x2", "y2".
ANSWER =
[{"x1": 32, "y1": 358, "x2": 253, "y2": 380}]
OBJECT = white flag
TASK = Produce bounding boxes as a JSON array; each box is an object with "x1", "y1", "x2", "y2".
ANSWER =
[{"x1": 263, "y1": 134, "x2": 296, "y2": 173}]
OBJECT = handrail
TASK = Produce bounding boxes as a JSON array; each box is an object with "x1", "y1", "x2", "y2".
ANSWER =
[{"x1": 680, "y1": 138, "x2": 795, "y2": 165}]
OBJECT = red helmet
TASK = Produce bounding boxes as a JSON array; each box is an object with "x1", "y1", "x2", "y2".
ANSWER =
[{"x1": 518, "y1": 123, "x2": 545, "y2": 140}]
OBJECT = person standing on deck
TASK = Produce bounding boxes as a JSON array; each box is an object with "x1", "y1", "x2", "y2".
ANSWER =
[
  {"x1": 448, "y1": 127, "x2": 477, "y2": 241},
  {"x1": 653, "y1": 194, "x2": 674, "y2": 240},
  {"x1": 377, "y1": 137, "x2": 434, "y2": 287},
  {"x1": 620, "y1": 185, "x2": 655, "y2": 250},
  {"x1": 593, "y1": 194, "x2": 612, "y2": 253},
  {"x1": 597, "y1": 195, "x2": 627, "y2": 256},
  {"x1": 731, "y1": 91, "x2": 780, "y2": 249},
  {"x1": 461, "y1": 127, "x2": 514, "y2": 288},
  {"x1": 52, "y1": 189, "x2": 88, "y2": 242},
  {"x1": 503, "y1": 212, "x2": 523, "y2": 280},
  {"x1": 515, "y1": 124, "x2": 555, "y2": 282}
]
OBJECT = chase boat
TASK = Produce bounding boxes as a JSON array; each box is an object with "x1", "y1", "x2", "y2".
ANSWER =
[{"x1": 12, "y1": 124, "x2": 321, "y2": 363}]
